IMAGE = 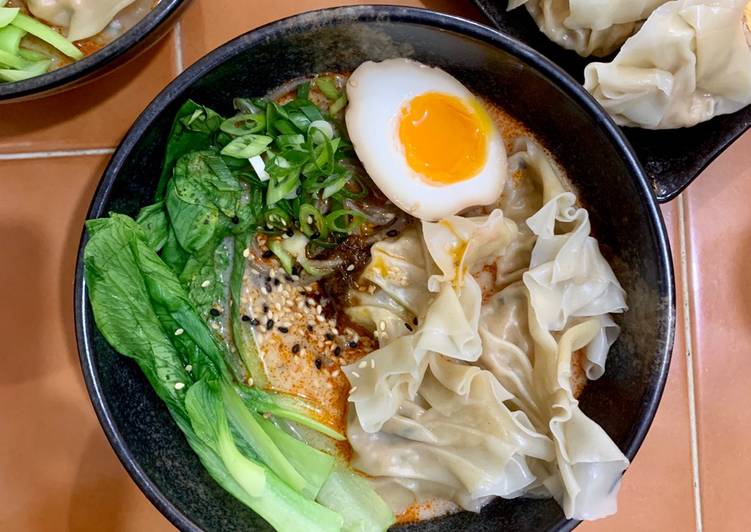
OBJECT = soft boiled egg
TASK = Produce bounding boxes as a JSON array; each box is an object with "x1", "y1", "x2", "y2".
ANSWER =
[{"x1": 345, "y1": 58, "x2": 506, "y2": 221}]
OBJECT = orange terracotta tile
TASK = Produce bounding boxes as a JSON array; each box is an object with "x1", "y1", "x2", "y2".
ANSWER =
[
  {"x1": 581, "y1": 200, "x2": 696, "y2": 532},
  {"x1": 179, "y1": 0, "x2": 483, "y2": 67},
  {"x1": 0, "y1": 34, "x2": 177, "y2": 155},
  {"x1": 685, "y1": 131, "x2": 751, "y2": 532},
  {"x1": 0, "y1": 155, "x2": 171, "y2": 532}
]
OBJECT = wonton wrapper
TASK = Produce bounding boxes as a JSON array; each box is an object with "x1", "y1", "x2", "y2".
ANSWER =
[
  {"x1": 345, "y1": 139, "x2": 629, "y2": 520},
  {"x1": 584, "y1": 0, "x2": 751, "y2": 129},
  {"x1": 27, "y1": 0, "x2": 135, "y2": 42},
  {"x1": 508, "y1": 0, "x2": 669, "y2": 57}
]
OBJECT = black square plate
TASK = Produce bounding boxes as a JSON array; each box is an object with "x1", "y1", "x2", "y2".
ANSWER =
[{"x1": 472, "y1": 0, "x2": 751, "y2": 202}]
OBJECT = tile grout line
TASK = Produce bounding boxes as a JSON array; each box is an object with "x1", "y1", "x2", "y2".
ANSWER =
[
  {"x1": 678, "y1": 193, "x2": 704, "y2": 532},
  {"x1": 0, "y1": 148, "x2": 115, "y2": 161},
  {"x1": 174, "y1": 21, "x2": 185, "y2": 74}
]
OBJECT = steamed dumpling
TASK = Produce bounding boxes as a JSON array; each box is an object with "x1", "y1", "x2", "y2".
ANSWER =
[
  {"x1": 508, "y1": 0, "x2": 669, "y2": 57},
  {"x1": 584, "y1": 0, "x2": 751, "y2": 129},
  {"x1": 27, "y1": 0, "x2": 135, "y2": 42}
]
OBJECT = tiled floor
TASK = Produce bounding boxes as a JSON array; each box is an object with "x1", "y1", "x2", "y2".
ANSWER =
[{"x1": 0, "y1": 0, "x2": 748, "y2": 530}]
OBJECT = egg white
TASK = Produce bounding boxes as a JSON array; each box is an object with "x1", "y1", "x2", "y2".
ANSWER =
[{"x1": 345, "y1": 58, "x2": 507, "y2": 221}]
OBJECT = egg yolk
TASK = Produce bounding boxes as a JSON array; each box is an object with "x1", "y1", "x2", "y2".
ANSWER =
[{"x1": 398, "y1": 92, "x2": 490, "y2": 185}]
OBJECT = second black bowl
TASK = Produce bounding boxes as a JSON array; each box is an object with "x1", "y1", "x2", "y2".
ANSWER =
[{"x1": 0, "y1": 0, "x2": 190, "y2": 103}]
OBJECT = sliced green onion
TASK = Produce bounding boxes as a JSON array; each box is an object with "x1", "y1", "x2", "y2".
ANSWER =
[
  {"x1": 325, "y1": 209, "x2": 363, "y2": 234},
  {"x1": 267, "y1": 239, "x2": 294, "y2": 274},
  {"x1": 308, "y1": 121, "x2": 334, "y2": 144},
  {"x1": 249, "y1": 155, "x2": 270, "y2": 182},
  {"x1": 336, "y1": 175, "x2": 369, "y2": 200},
  {"x1": 220, "y1": 134, "x2": 273, "y2": 159},
  {"x1": 275, "y1": 134, "x2": 305, "y2": 148},
  {"x1": 296, "y1": 81, "x2": 311, "y2": 99},
  {"x1": 314, "y1": 76, "x2": 340, "y2": 101},
  {"x1": 329, "y1": 93, "x2": 348, "y2": 115},
  {"x1": 263, "y1": 208, "x2": 292, "y2": 231},
  {"x1": 322, "y1": 174, "x2": 349, "y2": 200},
  {"x1": 220, "y1": 113, "x2": 266, "y2": 136},
  {"x1": 0, "y1": 7, "x2": 19, "y2": 28},
  {"x1": 12, "y1": 14, "x2": 82, "y2": 60},
  {"x1": 299, "y1": 204, "x2": 328, "y2": 239},
  {"x1": 266, "y1": 172, "x2": 300, "y2": 206}
]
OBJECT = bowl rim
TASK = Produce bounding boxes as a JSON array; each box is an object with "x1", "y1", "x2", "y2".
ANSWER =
[
  {"x1": 74, "y1": 5, "x2": 675, "y2": 531},
  {"x1": 0, "y1": 0, "x2": 187, "y2": 101}
]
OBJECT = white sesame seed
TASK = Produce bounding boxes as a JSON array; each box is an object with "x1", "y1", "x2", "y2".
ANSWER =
[
  {"x1": 261, "y1": 286, "x2": 268, "y2": 295},
  {"x1": 316, "y1": 304, "x2": 323, "y2": 314},
  {"x1": 326, "y1": 381, "x2": 333, "y2": 389},
  {"x1": 185, "y1": 364, "x2": 192, "y2": 372},
  {"x1": 307, "y1": 215, "x2": 313, "y2": 224},
  {"x1": 282, "y1": 233, "x2": 289, "y2": 239},
  {"x1": 379, "y1": 321, "x2": 386, "y2": 331},
  {"x1": 352, "y1": 371, "x2": 360, "y2": 378},
  {"x1": 243, "y1": 248, "x2": 251, "y2": 258},
  {"x1": 346, "y1": 264, "x2": 355, "y2": 272},
  {"x1": 349, "y1": 386, "x2": 358, "y2": 394},
  {"x1": 247, "y1": 377, "x2": 254, "y2": 386},
  {"x1": 332, "y1": 327, "x2": 339, "y2": 336},
  {"x1": 371, "y1": 359, "x2": 376, "y2": 368},
  {"x1": 211, "y1": 322, "x2": 220, "y2": 330},
  {"x1": 250, "y1": 268, "x2": 259, "y2": 275},
  {"x1": 174, "y1": 328, "x2": 184, "y2": 336},
  {"x1": 275, "y1": 303, "x2": 282, "y2": 311},
  {"x1": 297, "y1": 300, "x2": 305, "y2": 309},
  {"x1": 201, "y1": 279, "x2": 211, "y2": 288},
  {"x1": 358, "y1": 361, "x2": 367, "y2": 369},
  {"x1": 292, "y1": 275, "x2": 300, "y2": 281},
  {"x1": 174, "y1": 382, "x2": 185, "y2": 390},
  {"x1": 269, "y1": 269, "x2": 276, "y2": 279},
  {"x1": 332, "y1": 369, "x2": 340, "y2": 378},
  {"x1": 317, "y1": 315, "x2": 326, "y2": 323}
]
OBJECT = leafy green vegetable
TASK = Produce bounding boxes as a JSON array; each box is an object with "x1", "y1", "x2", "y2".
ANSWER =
[
  {"x1": 11, "y1": 14, "x2": 82, "y2": 59},
  {"x1": 155, "y1": 101, "x2": 224, "y2": 200},
  {"x1": 85, "y1": 79, "x2": 399, "y2": 532},
  {"x1": 318, "y1": 463, "x2": 396, "y2": 532},
  {"x1": 135, "y1": 202, "x2": 169, "y2": 251},
  {"x1": 187, "y1": 379, "x2": 266, "y2": 497}
]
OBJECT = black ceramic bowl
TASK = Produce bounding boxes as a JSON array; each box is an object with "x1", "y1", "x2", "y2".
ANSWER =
[
  {"x1": 75, "y1": 6, "x2": 674, "y2": 532},
  {"x1": 0, "y1": 0, "x2": 190, "y2": 103}
]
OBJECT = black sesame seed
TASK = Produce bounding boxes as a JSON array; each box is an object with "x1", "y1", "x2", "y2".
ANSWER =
[
  {"x1": 231, "y1": 215, "x2": 240, "y2": 224},
  {"x1": 285, "y1": 228, "x2": 294, "y2": 237},
  {"x1": 265, "y1": 283, "x2": 272, "y2": 293},
  {"x1": 274, "y1": 278, "x2": 281, "y2": 286},
  {"x1": 314, "y1": 358, "x2": 323, "y2": 369},
  {"x1": 265, "y1": 276, "x2": 272, "y2": 283},
  {"x1": 334, "y1": 346, "x2": 342, "y2": 357},
  {"x1": 307, "y1": 324, "x2": 314, "y2": 332},
  {"x1": 325, "y1": 333, "x2": 334, "y2": 341},
  {"x1": 210, "y1": 308, "x2": 221, "y2": 317},
  {"x1": 285, "y1": 275, "x2": 293, "y2": 282},
  {"x1": 266, "y1": 319, "x2": 274, "y2": 330},
  {"x1": 278, "y1": 326, "x2": 289, "y2": 333},
  {"x1": 250, "y1": 318, "x2": 260, "y2": 326},
  {"x1": 310, "y1": 231, "x2": 320, "y2": 240},
  {"x1": 262, "y1": 250, "x2": 274, "y2": 259},
  {"x1": 348, "y1": 341, "x2": 359, "y2": 348},
  {"x1": 292, "y1": 344, "x2": 300, "y2": 354},
  {"x1": 405, "y1": 322, "x2": 414, "y2": 332},
  {"x1": 241, "y1": 315, "x2": 251, "y2": 322},
  {"x1": 413, "y1": 317, "x2": 418, "y2": 326},
  {"x1": 291, "y1": 264, "x2": 301, "y2": 276},
  {"x1": 386, "y1": 229, "x2": 398, "y2": 237},
  {"x1": 263, "y1": 304, "x2": 269, "y2": 314}
]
